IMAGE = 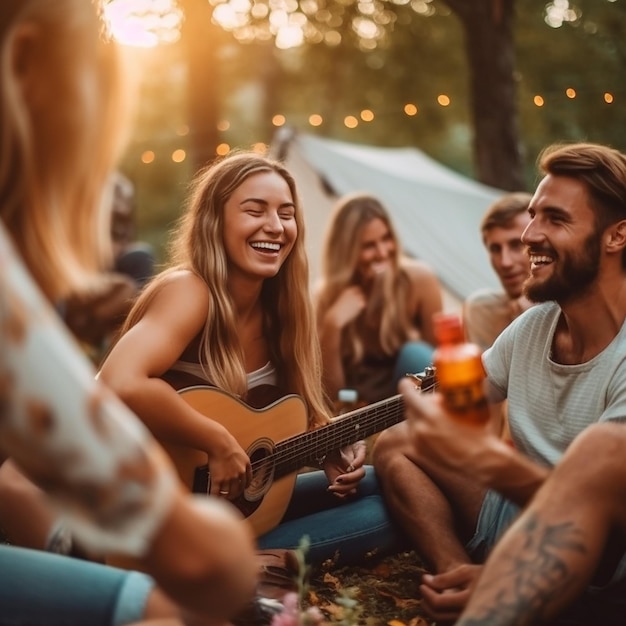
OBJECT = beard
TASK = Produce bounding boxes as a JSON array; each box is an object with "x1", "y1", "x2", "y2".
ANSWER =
[{"x1": 524, "y1": 230, "x2": 601, "y2": 304}]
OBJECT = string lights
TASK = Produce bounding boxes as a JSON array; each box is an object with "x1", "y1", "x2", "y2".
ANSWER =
[
  {"x1": 135, "y1": 87, "x2": 619, "y2": 165},
  {"x1": 102, "y1": 2, "x2": 623, "y2": 165}
]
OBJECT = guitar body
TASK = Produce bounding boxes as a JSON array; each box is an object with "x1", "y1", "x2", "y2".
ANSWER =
[
  {"x1": 155, "y1": 369, "x2": 434, "y2": 539},
  {"x1": 161, "y1": 386, "x2": 309, "y2": 537}
]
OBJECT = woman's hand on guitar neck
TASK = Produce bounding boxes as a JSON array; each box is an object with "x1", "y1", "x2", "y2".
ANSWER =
[
  {"x1": 324, "y1": 440, "x2": 367, "y2": 498},
  {"x1": 207, "y1": 430, "x2": 252, "y2": 500}
]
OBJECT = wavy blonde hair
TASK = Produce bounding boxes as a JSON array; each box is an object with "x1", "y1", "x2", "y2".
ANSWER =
[
  {"x1": 0, "y1": 0, "x2": 127, "y2": 301},
  {"x1": 316, "y1": 193, "x2": 417, "y2": 364},
  {"x1": 121, "y1": 152, "x2": 330, "y2": 428}
]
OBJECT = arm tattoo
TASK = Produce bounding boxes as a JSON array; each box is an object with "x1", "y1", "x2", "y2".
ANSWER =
[{"x1": 457, "y1": 512, "x2": 588, "y2": 626}]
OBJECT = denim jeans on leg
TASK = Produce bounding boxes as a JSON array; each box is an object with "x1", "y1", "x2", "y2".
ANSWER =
[
  {"x1": 256, "y1": 466, "x2": 405, "y2": 568},
  {"x1": 0, "y1": 544, "x2": 154, "y2": 626}
]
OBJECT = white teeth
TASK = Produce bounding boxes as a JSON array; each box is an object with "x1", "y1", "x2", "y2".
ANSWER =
[
  {"x1": 529, "y1": 255, "x2": 552, "y2": 265},
  {"x1": 251, "y1": 242, "x2": 280, "y2": 251}
]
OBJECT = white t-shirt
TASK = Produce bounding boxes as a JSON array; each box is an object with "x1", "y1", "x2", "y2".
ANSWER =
[
  {"x1": 0, "y1": 224, "x2": 176, "y2": 556},
  {"x1": 484, "y1": 301, "x2": 626, "y2": 467}
]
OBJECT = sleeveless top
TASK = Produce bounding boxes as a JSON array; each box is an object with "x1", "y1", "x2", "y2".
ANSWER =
[{"x1": 169, "y1": 359, "x2": 277, "y2": 389}]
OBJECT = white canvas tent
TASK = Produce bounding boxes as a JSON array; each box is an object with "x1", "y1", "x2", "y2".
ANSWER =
[{"x1": 272, "y1": 130, "x2": 506, "y2": 309}]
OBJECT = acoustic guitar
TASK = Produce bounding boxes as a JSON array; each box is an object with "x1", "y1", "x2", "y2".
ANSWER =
[{"x1": 161, "y1": 368, "x2": 435, "y2": 537}]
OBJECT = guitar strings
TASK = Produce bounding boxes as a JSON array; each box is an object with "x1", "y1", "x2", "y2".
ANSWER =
[{"x1": 247, "y1": 380, "x2": 438, "y2": 475}]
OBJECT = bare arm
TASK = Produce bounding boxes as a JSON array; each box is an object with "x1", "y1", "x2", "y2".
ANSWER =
[
  {"x1": 405, "y1": 261, "x2": 443, "y2": 347},
  {"x1": 98, "y1": 271, "x2": 250, "y2": 497},
  {"x1": 125, "y1": 491, "x2": 258, "y2": 620},
  {"x1": 316, "y1": 286, "x2": 366, "y2": 402},
  {"x1": 457, "y1": 422, "x2": 626, "y2": 626},
  {"x1": 0, "y1": 459, "x2": 59, "y2": 551}
]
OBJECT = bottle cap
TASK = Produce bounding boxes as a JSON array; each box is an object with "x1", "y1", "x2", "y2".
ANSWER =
[
  {"x1": 434, "y1": 312, "x2": 464, "y2": 344},
  {"x1": 338, "y1": 388, "x2": 359, "y2": 403}
]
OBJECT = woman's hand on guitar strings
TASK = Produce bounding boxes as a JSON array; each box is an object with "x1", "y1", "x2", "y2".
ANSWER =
[
  {"x1": 216, "y1": 476, "x2": 247, "y2": 499},
  {"x1": 324, "y1": 440, "x2": 367, "y2": 498},
  {"x1": 207, "y1": 432, "x2": 252, "y2": 499}
]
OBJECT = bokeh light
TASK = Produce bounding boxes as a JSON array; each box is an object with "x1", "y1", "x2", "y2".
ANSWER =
[{"x1": 104, "y1": 0, "x2": 183, "y2": 47}]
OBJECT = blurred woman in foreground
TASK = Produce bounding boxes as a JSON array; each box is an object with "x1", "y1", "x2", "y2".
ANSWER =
[{"x1": 0, "y1": 1, "x2": 257, "y2": 624}]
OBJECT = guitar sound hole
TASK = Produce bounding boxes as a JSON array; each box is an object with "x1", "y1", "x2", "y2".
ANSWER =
[{"x1": 244, "y1": 438, "x2": 275, "y2": 503}]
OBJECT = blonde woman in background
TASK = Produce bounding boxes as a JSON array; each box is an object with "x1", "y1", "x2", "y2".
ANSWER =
[
  {"x1": 0, "y1": 1, "x2": 256, "y2": 624},
  {"x1": 316, "y1": 193, "x2": 443, "y2": 406}
]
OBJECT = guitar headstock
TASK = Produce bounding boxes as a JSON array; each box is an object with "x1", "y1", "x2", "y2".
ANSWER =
[{"x1": 404, "y1": 366, "x2": 437, "y2": 394}]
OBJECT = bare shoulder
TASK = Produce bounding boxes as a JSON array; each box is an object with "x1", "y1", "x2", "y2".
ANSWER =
[
  {"x1": 401, "y1": 258, "x2": 440, "y2": 285},
  {"x1": 161, "y1": 268, "x2": 208, "y2": 289},
  {"x1": 465, "y1": 288, "x2": 507, "y2": 309},
  {"x1": 147, "y1": 269, "x2": 210, "y2": 320}
]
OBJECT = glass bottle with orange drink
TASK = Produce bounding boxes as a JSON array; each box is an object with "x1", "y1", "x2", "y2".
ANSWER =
[{"x1": 432, "y1": 312, "x2": 490, "y2": 425}]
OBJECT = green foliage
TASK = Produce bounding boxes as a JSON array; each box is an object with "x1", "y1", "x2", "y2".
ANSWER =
[
  {"x1": 517, "y1": 0, "x2": 626, "y2": 182},
  {"x1": 122, "y1": 0, "x2": 626, "y2": 246},
  {"x1": 117, "y1": 44, "x2": 192, "y2": 259}
]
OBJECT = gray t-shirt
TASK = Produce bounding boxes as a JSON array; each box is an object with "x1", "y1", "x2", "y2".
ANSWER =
[{"x1": 483, "y1": 301, "x2": 626, "y2": 467}]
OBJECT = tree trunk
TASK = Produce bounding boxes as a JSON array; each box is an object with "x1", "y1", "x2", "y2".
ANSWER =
[
  {"x1": 443, "y1": 0, "x2": 526, "y2": 190},
  {"x1": 180, "y1": 0, "x2": 221, "y2": 170}
]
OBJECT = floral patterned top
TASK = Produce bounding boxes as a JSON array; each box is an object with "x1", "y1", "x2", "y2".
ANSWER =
[{"x1": 0, "y1": 224, "x2": 176, "y2": 556}]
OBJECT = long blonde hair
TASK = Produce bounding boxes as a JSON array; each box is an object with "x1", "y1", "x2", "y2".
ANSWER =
[
  {"x1": 121, "y1": 152, "x2": 330, "y2": 428},
  {"x1": 317, "y1": 193, "x2": 417, "y2": 364},
  {"x1": 0, "y1": 0, "x2": 127, "y2": 301}
]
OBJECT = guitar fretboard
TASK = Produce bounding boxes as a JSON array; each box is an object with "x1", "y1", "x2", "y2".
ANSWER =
[{"x1": 271, "y1": 393, "x2": 405, "y2": 478}]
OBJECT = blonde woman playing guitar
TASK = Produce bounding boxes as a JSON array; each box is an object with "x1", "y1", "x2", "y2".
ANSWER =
[{"x1": 99, "y1": 152, "x2": 406, "y2": 569}]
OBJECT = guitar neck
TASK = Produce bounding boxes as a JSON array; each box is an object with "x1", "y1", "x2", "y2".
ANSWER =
[
  {"x1": 170, "y1": 370, "x2": 434, "y2": 535},
  {"x1": 272, "y1": 393, "x2": 405, "y2": 478}
]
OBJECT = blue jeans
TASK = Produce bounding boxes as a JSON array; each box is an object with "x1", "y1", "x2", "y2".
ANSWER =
[
  {"x1": 0, "y1": 545, "x2": 154, "y2": 626},
  {"x1": 257, "y1": 466, "x2": 404, "y2": 568},
  {"x1": 393, "y1": 341, "x2": 434, "y2": 386}
]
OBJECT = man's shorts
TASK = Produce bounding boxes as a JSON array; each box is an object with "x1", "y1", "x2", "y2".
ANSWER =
[
  {"x1": 465, "y1": 489, "x2": 520, "y2": 563},
  {"x1": 465, "y1": 489, "x2": 626, "y2": 594}
]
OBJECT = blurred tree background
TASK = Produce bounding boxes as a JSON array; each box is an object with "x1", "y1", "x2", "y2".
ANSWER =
[{"x1": 106, "y1": 0, "x2": 626, "y2": 259}]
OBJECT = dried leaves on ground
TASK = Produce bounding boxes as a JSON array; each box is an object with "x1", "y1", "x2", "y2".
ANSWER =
[{"x1": 305, "y1": 550, "x2": 436, "y2": 626}]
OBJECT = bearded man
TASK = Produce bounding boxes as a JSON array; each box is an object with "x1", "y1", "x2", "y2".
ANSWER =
[{"x1": 373, "y1": 142, "x2": 626, "y2": 625}]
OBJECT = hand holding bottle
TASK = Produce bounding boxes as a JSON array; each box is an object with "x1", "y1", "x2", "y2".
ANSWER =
[
  {"x1": 432, "y1": 312, "x2": 490, "y2": 425},
  {"x1": 399, "y1": 376, "x2": 505, "y2": 478}
]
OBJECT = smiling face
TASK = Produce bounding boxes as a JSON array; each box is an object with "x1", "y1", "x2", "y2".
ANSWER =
[
  {"x1": 355, "y1": 217, "x2": 397, "y2": 285},
  {"x1": 522, "y1": 174, "x2": 601, "y2": 304},
  {"x1": 223, "y1": 171, "x2": 297, "y2": 282},
  {"x1": 484, "y1": 212, "x2": 531, "y2": 299}
]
